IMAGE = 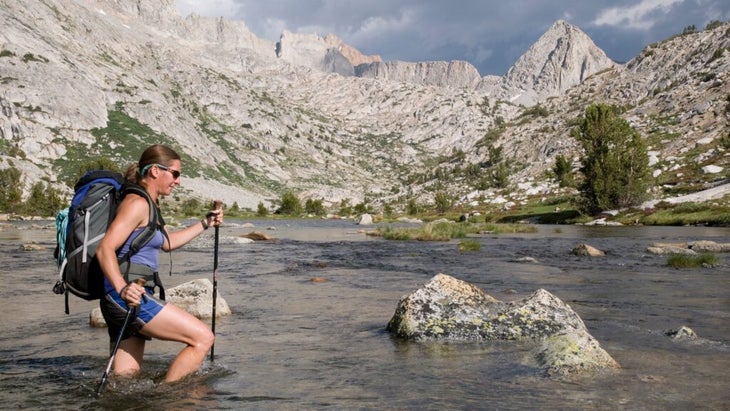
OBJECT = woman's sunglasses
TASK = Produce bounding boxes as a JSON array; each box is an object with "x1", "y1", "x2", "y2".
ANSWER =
[{"x1": 155, "y1": 164, "x2": 181, "y2": 179}]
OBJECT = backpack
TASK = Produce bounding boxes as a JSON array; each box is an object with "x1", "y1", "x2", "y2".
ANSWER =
[{"x1": 53, "y1": 170, "x2": 163, "y2": 314}]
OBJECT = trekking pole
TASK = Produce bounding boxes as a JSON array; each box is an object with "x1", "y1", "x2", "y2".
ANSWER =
[
  {"x1": 210, "y1": 200, "x2": 222, "y2": 362},
  {"x1": 96, "y1": 279, "x2": 146, "y2": 396}
]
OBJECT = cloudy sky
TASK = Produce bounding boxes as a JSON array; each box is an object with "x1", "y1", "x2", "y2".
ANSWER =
[{"x1": 175, "y1": 0, "x2": 729, "y2": 75}]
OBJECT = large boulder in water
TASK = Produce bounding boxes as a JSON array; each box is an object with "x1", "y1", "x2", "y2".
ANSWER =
[
  {"x1": 166, "y1": 278, "x2": 232, "y2": 319},
  {"x1": 387, "y1": 273, "x2": 618, "y2": 376}
]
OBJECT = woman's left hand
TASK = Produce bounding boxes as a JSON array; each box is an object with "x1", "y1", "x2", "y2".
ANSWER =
[{"x1": 204, "y1": 207, "x2": 223, "y2": 228}]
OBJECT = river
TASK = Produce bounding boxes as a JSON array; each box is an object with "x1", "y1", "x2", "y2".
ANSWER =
[{"x1": 1, "y1": 219, "x2": 728, "y2": 410}]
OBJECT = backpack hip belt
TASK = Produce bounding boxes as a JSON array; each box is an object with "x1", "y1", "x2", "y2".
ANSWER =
[{"x1": 118, "y1": 260, "x2": 166, "y2": 300}]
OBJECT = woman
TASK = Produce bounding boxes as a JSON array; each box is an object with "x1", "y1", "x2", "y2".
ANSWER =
[{"x1": 96, "y1": 144, "x2": 222, "y2": 383}]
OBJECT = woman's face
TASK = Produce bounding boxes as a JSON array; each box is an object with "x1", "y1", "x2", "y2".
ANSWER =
[{"x1": 156, "y1": 159, "x2": 181, "y2": 196}]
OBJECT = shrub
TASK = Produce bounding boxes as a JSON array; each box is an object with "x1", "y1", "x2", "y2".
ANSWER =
[
  {"x1": 383, "y1": 203, "x2": 394, "y2": 218},
  {"x1": 520, "y1": 104, "x2": 549, "y2": 118},
  {"x1": 490, "y1": 162, "x2": 510, "y2": 189},
  {"x1": 256, "y1": 201, "x2": 268, "y2": 217},
  {"x1": 552, "y1": 154, "x2": 574, "y2": 187},
  {"x1": 708, "y1": 48, "x2": 724, "y2": 64},
  {"x1": 705, "y1": 20, "x2": 723, "y2": 31},
  {"x1": 305, "y1": 198, "x2": 326, "y2": 216},
  {"x1": 681, "y1": 25, "x2": 696, "y2": 35},
  {"x1": 719, "y1": 132, "x2": 730, "y2": 149},
  {"x1": 0, "y1": 167, "x2": 23, "y2": 213},
  {"x1": 24, "y1": 181, "x2": 64, "y2": 217},
  {"x1": 406, "y1": 198, "x2": 422, "y2": 215},
  {"x1": 277, "y1": 191, "x2": 302, "y2": 215},
  {"x1": 353, "y1": 201, "x2": 372, "y2": 215},
  {"x1": 434, "y1": 191, "x2": 452, "y2": 214},
  {"x1": 339, "y1": 198, "x2": 352, "y2": 216},
  {"x1": 181, "y1": 198, "x2": 202, "y2": 217}
]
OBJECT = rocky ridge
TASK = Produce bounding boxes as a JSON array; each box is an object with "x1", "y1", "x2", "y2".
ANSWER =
[
  {"x1": 280, "y1": 19, "x2": 615, "y2": 106},
  {"x1": 0, "y1": 0, "x2": 728, "y2": 212}
]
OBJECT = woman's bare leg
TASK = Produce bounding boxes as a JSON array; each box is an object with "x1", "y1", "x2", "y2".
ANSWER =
[
  {"x1": 140, "y1": 304, "x2": 215, "y2": 382},
  {"x1": 111, "y1": 336, "x2": 146, "y2": 377}
]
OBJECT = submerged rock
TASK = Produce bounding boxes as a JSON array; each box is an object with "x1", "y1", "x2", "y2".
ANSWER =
[
  {"x1": 242, "y1": 231, "x2": 274, "y2": 241},
  {"x1": 571, "y1": 243, "x2": 605, "y2": 256},
  {"x1": 665, "y1": 325, "x2": 698, "y2": 340},
  {"x1": 387, "y1": 273, "x2": 618, "y2": 376},
  {"x1": 20, "y1": 242, "x2": 45, "y2": 251}
]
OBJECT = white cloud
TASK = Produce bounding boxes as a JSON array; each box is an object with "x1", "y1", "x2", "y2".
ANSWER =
[
  {"x1": 592, "y1": 0, "x2": 685, "y2": 30},
  {"x1": 352, "y1": 9, "x2": 416, "y2": 41}
]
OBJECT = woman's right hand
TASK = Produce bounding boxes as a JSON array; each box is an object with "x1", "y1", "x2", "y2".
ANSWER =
[{"x1": 120, "y1": 280, "x2": 145, "y2": 307}]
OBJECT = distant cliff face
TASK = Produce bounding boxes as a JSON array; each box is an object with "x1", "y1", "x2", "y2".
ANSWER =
[
  {"x1": 0, "y1": 0, "x2": 727, "y2": 210},
  {"x1": 276, "y1": 31, "x2": 381, "y2": 76},
  {"x1": 355, "y1": 60, "x2": 482, "y2": 88}
]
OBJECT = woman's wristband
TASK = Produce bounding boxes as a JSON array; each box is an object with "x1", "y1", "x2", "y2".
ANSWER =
[{"x1": 200, "y1": 219, "x2": 209, "y2": 230}]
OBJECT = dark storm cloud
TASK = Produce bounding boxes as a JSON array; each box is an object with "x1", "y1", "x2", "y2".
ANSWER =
[{"x1": 176, "y1": 0, "x2": 730, "y2": 75}]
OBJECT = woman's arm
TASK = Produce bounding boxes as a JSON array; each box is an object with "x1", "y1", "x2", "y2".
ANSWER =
[
  {"x1": 162, "y1": 208, "x2": 223, "y2": 251},
  {"x1": 97, "y1": 195, "x2": 148, "y2": 301}
]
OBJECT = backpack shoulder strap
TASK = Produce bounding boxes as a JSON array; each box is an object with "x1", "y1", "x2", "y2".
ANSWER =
[{"x1": 120, "y1": 184, "x2": 166, "y2": 258}]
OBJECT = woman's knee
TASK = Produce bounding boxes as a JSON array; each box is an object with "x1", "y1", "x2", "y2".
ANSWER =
[
  {"x1": 197, "y1": 328, "x2": 215, "y2": 350},
  {"x1": 115, "y1": 364, "x2": 141, "y2": 377}
]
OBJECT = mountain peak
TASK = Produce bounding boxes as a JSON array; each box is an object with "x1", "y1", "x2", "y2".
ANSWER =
[{"x1": 496, "y1": 19, "x2": 615, "y2": 105}]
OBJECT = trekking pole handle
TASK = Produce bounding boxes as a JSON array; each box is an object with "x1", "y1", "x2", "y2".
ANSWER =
[
  {"x1": 127, "y1": 278, "x2": 146, "y2": 308},
  {"x1": 205, "y1": 201, "x2": 222, "y2": 219}
]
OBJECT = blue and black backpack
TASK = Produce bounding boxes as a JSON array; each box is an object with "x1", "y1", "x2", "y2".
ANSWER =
[{"x1": 54, "y1": 170, "x2": 164, "y2": 314}]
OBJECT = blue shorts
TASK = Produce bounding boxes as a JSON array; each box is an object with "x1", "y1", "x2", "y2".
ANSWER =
[{"x1": 100, "y1": 287, "x2": 166, "y2": 342}]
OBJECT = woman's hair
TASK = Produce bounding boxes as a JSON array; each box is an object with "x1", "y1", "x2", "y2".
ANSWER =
[{"x1": 125, "y1": 144, "x2": 181, "y2": 183}]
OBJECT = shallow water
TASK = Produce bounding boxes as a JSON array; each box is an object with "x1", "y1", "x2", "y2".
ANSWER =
[{"x1": 1, "y1": 220, "x2": 728, "y2": 410}]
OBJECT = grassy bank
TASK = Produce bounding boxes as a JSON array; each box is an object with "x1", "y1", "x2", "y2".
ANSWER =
[{"x1": 369, "y1": 220, "x2": 537, "y2": 241}]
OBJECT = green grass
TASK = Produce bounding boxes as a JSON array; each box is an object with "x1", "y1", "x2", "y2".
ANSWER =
[
  {"x1": 374, "y1": 221, "x2": 536, "y2": 241},
  {"x1": 458, "y1": 239, "x2": 482, "y2": 251},
  {"x1": 666, "y1": 253, "x2": 720, "y2": 268},
  {"x1": 618, "y1": 201, "x2": 730, "y2": 226},
  {"x1": 379, "y1": 221, "x2": 465, "y2": 241}
]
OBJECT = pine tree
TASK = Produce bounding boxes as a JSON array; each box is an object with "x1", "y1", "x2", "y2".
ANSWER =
[
  {"x1": 0, "y1": 167, "x2": 23, "y2": 213},
  {"x1": 574, "y1": 104, "x2": 650, "y2": 215}
]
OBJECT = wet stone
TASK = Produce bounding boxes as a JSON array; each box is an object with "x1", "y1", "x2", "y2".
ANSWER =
[{"x1": 387, "y1": 273, "x2": 619, "y2": 376}]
